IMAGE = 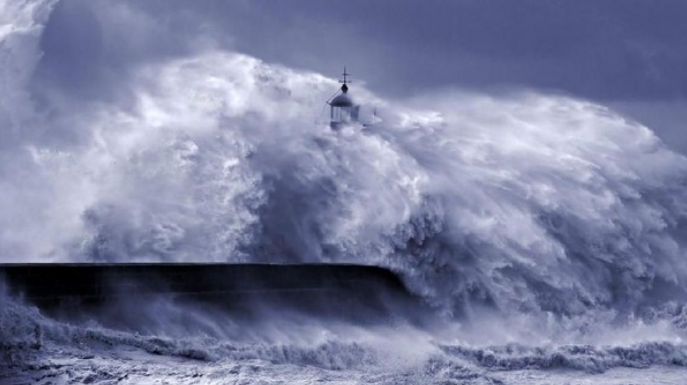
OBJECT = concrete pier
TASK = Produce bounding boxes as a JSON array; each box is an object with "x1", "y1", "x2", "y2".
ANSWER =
[{"x1": 0, "y1": 263, "x2": 422, "y2": 324}]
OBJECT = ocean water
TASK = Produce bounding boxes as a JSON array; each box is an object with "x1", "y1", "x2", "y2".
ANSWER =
[{"x1": 3, "y1": 1, "x2": 687, "y2": 384}]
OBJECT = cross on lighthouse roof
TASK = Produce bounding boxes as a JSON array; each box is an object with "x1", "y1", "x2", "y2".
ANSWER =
[{"x1": 339, "y1": 67, "x2": 351, "y2": 93}]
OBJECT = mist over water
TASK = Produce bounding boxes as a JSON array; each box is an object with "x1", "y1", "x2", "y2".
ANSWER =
[{"x1": 4, "y1": 1, "x2": 687, "y2": 383}]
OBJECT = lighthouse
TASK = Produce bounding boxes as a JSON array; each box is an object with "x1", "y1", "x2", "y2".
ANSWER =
[{"x1": 328, "y1": 68, "x2": 360, "y2": 130}]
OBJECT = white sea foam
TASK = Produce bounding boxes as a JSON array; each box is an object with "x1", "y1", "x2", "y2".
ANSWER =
[{"x1": 3, "y1": 1, "x2": 687, "y2": 383}]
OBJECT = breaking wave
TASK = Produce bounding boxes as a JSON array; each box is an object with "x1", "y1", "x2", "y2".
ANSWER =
[
  {"x1": 4, "y1": 0, "x2": 687, "y2": 324},
  {"x1": 4, "y1": 4, "x2": 687, "y2": 382},
  {"x1": 4, "y1": 292, "x2": 687, "y2": 384}
]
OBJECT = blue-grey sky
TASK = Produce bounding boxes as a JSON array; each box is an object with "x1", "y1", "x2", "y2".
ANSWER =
[{"x1": 35, "y1": 0, "x2": 687, "y2": 150}]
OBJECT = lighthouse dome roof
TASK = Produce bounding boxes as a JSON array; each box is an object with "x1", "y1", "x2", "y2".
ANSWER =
[{"x1": 330, "y1": 93, "x2": 354, "y2": 107}]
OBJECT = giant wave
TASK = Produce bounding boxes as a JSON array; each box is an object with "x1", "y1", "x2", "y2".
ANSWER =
[{"x1": 3, "y1": 1, "x2": 687, "y2": 383}]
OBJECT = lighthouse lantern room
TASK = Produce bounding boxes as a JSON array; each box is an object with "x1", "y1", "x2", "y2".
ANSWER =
[{"x1": 328, "y1": 68, "x2": 360, "y2": 130}]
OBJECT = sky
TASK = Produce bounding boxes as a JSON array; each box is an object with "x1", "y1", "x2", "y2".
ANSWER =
[{"x1": 34, "y1": 0, "x2": 687, "y2": 152}]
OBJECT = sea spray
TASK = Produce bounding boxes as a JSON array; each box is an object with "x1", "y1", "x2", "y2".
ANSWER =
[{"x1": 3, "y1": 0, "x2": 687, "y2": 327}]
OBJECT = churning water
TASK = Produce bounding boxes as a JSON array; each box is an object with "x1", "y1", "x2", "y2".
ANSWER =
[{"x1": 3, "y1": 1, "x2": 687, "y2": 384}]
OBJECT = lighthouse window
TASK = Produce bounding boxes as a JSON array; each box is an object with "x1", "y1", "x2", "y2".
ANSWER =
[{"x1": 331, "y1": 106, "x2": 352, "y2": 122}]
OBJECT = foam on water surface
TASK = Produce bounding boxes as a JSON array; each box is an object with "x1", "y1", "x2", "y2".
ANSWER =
[{"x1": 3, "y1": 0, "x2": 687, "y2": 383}]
